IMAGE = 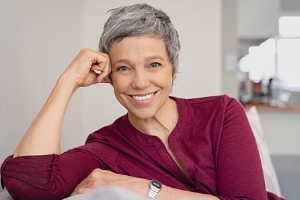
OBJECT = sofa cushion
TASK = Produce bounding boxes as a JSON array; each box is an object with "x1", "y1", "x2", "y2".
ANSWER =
[
  {"x1": 0, "y1": 190, "x2": 13, "y2": 200},
  {"x1": 246, "y1": 106, "x2": 282, "y2": 197}
]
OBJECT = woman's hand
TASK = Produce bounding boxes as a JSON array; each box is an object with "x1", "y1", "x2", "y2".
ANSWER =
[
  {"x1": 71, "y1": 169, "x2": 148, "y2": 196},
  {"x1": 62, "y1": 48, "x2": 111, "y2": 89}
]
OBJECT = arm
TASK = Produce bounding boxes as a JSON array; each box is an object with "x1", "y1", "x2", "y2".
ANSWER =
[
  {"x1": 71, "y1": 169, "x2": 219, "y2": 200},
  {"x1": 215, "y1": 98, "x2": 268, "y2": 200},
  {"x1": 69, "y1": 98, "x2": 267, "y2": 200},
  {"x1": 1, "y1": 147, "x2": 104, "y2": 200},
  {"x1": 1, "y1": 49, "x2": 111, "y2": 199},
  {"x1": 14, "y1": 48, "x2": 111, "y2": 157}
]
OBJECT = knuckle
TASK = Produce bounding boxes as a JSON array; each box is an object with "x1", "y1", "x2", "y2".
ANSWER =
[
  {"x1": 80, "y1": 48, "x2": 91, "y2": 55},
  {"x1": 77, "y1": 187, "x2": 87, "y2": 194},
  {"x1": 90, "y1": 180, "x2": 102, "y2": 187},
  {"x1": 93, "y1": 168, "x2": 102, "y2": 173},
  {"x1": 90, "y1": 169, "x2": 101, "y2": 178},
  {"x1": 104, "y1": 53, "x2": 110, "y2": 59},
  {"x1": 81, "y1": 48, "x2": 90, "y2": 52}
]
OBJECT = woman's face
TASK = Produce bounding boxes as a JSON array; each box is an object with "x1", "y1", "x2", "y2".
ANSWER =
[{"x1": 109, "y1": 36, "x2": 175, "y2": 120}]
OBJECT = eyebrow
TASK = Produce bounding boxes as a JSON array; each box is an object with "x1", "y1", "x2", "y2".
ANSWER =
[
  {"x1": 145, "y1": 55, "x2": 165, "y2": 62},
  {"x1": 112, "y1": 55, "x2": 165, "y2": 66},
  {"x1": 111, "y1": 59, "x2": 130, "y2": 67}
]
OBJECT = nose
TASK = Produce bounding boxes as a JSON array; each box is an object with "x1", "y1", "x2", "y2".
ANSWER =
[{"x1": 131, "y1": 69, "x2": 150, "y2": 89}]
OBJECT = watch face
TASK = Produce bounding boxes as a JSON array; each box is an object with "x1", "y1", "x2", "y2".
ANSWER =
[{"x1": 151, "y1": 179, "x2": 162, "y2": 189}]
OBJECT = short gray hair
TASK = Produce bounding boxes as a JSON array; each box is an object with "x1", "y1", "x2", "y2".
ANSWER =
[{"x1": 99, "y1": 3, "x2": 181, "y2": 73}]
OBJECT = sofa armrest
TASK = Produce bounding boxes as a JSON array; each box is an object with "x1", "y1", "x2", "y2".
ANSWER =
[{"x1": 0, "y1": 190, "x2": 13, "y2": 200}]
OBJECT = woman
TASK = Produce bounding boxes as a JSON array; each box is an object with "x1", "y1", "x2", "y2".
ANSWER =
[{"x1": 1, "y1": 3, "x2": 283, "y2": 200}]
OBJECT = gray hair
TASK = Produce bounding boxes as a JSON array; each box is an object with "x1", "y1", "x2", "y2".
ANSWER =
[{"x1": 99, "y1": 3, "x2": 181, "y2": 73}]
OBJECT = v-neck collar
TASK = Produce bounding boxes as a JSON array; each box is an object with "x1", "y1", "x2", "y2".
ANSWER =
[
  {"x1": 118, "y1": 97, "x2": 194, "y2": 184},
  {"x1": 119, "y1": 96, "x2": 190, "y2": 146}
]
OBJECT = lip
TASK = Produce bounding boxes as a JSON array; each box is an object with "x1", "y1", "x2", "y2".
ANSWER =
[{"x1": 128, "y1": 91, "x2": 158, "y2": 105}]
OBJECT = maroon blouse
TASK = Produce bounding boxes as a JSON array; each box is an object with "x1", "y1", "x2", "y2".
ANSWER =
[{"x1": 1, "y1": 95, "x2": 283, "y2": 200}]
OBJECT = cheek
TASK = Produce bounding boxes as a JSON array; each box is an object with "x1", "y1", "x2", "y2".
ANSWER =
[
  {"x1": 158, "y1": 73, "x2": 173, "y2": 87},
  {"x1": 111, "y1": 75, "x2": 129, "y2": 93}
]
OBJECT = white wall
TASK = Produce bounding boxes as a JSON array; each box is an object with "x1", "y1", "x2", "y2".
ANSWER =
[
  {"x1": 237, "y1": 0, "x2": 281, "y2": 39},
  {"x1": 0, "y1": 1, "x2": 223, "y2": 164},
  {"x1": 0, "y1": 0, "x2": 88, "y2": 164},
  {"x1": 281, "y1": 0, "x2": 300, "y2": 15},
  {"x1": 222, "y1": 0, "x2": 239, "y2": 99}
]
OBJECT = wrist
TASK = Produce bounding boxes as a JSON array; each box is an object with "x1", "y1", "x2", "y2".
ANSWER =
[
  {"x1": 58, "y1": 72, "x2": 80, "y2": 94},
  {"x1": 147, "y1": 179, "x2": 162, "y2": 199}
]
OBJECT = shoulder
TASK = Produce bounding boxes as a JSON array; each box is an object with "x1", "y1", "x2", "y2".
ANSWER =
[
  {"x1": 85, "y1": 116, "x2": 125, "y2": 144},
  {"x1": 174, "y1": 94, "x2": 242, "y2": 111},
  {"x1": 189, "y1": 94, "x2": 237, "y2": 105}
]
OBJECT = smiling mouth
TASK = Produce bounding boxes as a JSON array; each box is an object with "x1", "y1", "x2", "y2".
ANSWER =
[{"x1": 130, "y1": 92, "x2": 157, "y2": 101}]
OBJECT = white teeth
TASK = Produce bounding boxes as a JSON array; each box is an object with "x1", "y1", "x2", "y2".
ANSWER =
[{"x1": 132, "y1": 93, "x2": 154, "y2": 101}]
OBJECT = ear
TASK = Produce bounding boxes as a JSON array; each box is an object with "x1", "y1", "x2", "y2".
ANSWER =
[
  {"x1": 173, "y1": 74, "x2": 176, "y2": 80},
  {"x1": 172, "y1": 73, "x2": 177, "y2": 80},
  {"x1": 171, "y1": 65, "x2": 177, "y2": 80}
]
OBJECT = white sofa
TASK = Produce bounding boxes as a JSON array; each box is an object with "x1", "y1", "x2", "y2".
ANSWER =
[
  {"x1": 0, "y1": 186, "x2": 148, "y2": 200},
  {"x1": 246, "y1": 106, "x2": 300, "y2": 200}
]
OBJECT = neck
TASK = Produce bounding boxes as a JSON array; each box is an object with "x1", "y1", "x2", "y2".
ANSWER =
[{"x1": 128, "y1": 98, "x2": 178, "y2": 141}]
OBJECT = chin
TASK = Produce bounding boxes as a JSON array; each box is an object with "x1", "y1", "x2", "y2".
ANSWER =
[{"x1": 128, "y1": 109, "x2": 156, "y2": 120}]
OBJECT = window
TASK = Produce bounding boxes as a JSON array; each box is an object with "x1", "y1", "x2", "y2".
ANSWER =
[{"x1": 239, "y1": 16, "x2": 300, "y2": 91}]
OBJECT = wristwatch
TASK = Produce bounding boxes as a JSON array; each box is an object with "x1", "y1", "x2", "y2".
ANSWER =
[{"x1": 147, "y1": 179, "x2": 162, "y2": 198}]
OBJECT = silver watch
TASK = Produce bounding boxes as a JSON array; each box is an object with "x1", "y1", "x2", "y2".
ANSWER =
[{"x1": 147, "y1": 179, "x2": 162, "y2": 198}]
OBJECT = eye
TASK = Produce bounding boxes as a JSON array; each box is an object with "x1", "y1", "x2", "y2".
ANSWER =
[
  {"x1": 149, "y1": 62, "x2": 161, "y2": 68},
  {"x1": 117, "y1": 66, "x2": 130, "y2": 72}
]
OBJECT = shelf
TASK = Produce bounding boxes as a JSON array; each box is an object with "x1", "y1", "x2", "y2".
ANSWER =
[{"x1": 244, "y1": 103, "x2": 300, "y2": 112}]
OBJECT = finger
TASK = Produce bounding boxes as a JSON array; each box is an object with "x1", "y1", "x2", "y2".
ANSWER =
[
  {"x1": 72, "y1": 173, "x2": 107, "y2": 196},
  {"x1": 71, "y1": 177, "x2": 96, "y2": 195},
  {"x1": 82, "y1": 50, "x2": 111, "y2": 86},
  {"x1": 96, "y1": 60, "x2": 111, "y2": 83},
  {"x1": 74, "y1": 177, "x2": 90, "y2": 190},
  {"x1": 71, "y1": 187, "x2": 93, "y2": 196},
  {"x1": 90, "y1": 64, "x2": 103, "y2": 82},
  {"x1": 90, "y1": 66, "x2": 102, "y2": 75},
  {"x1": 87, "y1": 51, "x2": 110, "y2": 82},
  {"x1": 80, "y1": 49, "x2": 108, "y2": 74}
]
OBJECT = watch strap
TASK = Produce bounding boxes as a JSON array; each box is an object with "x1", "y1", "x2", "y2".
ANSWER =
[{"x1": 147, "y1": 179, "x2": 162, "y2": 198}]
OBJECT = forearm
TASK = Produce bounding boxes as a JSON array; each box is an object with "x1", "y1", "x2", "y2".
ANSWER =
[
  {"x1": 14, "y1": 74, "x2": 77, "y2": 157},
  {"x1": 73, "y1": 171, "x2": 220, "y2": 200},
  {"x1": 156, "y1": 185, "x2": 219, "y2": 200},
  {"x1": 12, "y1": 49, "x2": 110, "y2": 157},
  {"x1": 136, "y1": 181, "x2": 219, "y2": 200}
]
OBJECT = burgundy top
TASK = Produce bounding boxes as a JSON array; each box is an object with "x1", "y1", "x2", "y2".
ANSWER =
[{"x1": 1, "y1": 95, "x2": 283, "y2": 200}]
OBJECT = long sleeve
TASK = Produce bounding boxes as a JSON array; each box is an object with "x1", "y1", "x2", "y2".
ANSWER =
[
  {"x1": 215, "y1": 98, "x2": 268, "y2": 199},
  {"x1": 171, "y1": 96, "x2": 284, "y2": 200},
  {"x1": 1, "y1": 146, "x2": 102, "y2": 200}
]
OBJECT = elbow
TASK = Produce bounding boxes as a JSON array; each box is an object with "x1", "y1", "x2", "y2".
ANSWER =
[{"x1": 3, "y1": 176, "x2": 71, "y2": 200}]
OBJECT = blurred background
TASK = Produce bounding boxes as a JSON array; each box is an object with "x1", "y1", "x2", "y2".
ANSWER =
[{"x1": 0, "y1": 0, "x2": 300, "y2": 199}]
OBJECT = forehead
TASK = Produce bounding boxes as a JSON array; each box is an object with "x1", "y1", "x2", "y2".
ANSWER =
[{"x1": 109, "y1": 36, "x2": 169, "y2": 63}]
